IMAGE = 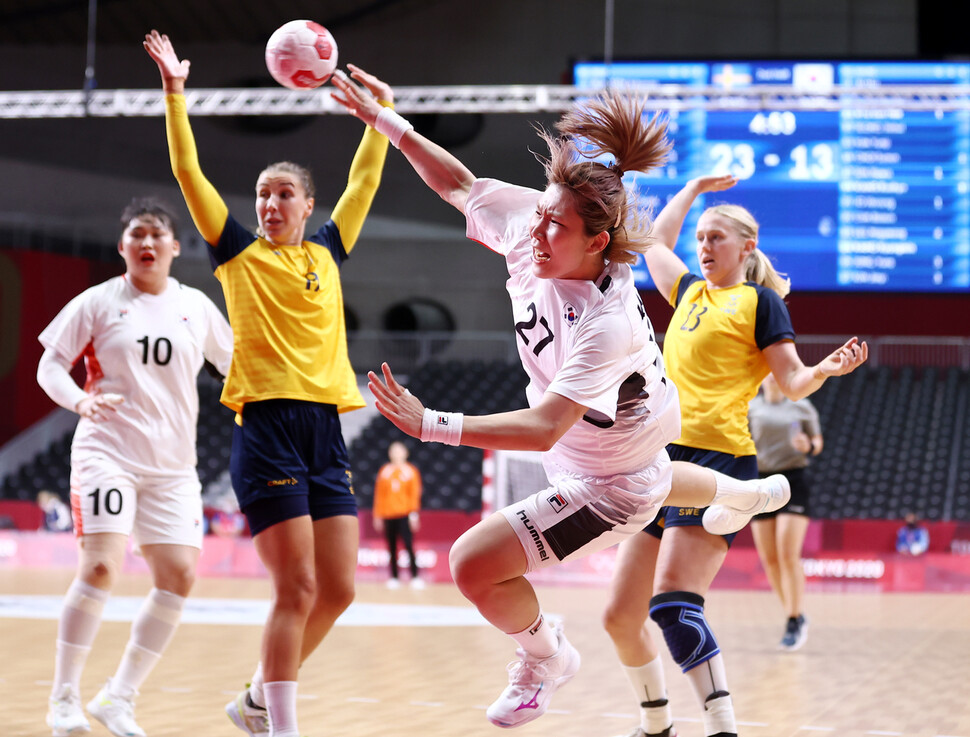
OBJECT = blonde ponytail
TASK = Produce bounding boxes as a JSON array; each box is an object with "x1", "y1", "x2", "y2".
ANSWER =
[
  {"x1": 745, "y1": 249, "x2": 790, "y2": 298},
  {"x1": 705, "y1": 203, "x2": 790, "y2": 298}
]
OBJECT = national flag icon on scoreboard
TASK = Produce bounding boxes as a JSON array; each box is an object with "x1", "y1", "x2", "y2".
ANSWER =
[
  {"x1": 711, "y1": 63, "x2": 753, "y2": 89},
  {"x1": 793, "y1": 63, "x2": 834, "y2": 92}
]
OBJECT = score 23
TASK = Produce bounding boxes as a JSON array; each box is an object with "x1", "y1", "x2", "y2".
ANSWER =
[{"x1": 708, "y1": 141, "x2": 837, "y2": 181}]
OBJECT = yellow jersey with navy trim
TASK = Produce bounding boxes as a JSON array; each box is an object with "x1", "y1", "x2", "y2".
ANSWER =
[
  {"x1": 164, "y1": 93, "x2": 390, "y2": 414},
  {"x1": 663, "y1": 272, "x2": 795, "y2": 456}
]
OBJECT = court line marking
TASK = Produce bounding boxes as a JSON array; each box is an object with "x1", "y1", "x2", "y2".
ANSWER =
[
  {"x1": 0, "y1": 595, "x2": 490, "y2": 627},
  {"x1": 20, "y1": 676, "x2": 965, "y2": 737}
]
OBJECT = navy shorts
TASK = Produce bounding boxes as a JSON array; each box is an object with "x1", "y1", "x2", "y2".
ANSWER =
[
  {"x1": 754, "y1": 467, "x2": 811, "y2": 518},
  {"x1": 644, "y1": 444, "x2": 759, "y2": 546},
  {"x1": 230, "y1": 399, "x2": 358, "y2": 536}
]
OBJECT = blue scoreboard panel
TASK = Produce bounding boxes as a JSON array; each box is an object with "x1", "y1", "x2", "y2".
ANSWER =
[{"x1": 573, "y1": 61, "x2": 970, "y2": 292}]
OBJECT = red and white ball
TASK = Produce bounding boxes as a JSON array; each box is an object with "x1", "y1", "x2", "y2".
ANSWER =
[{"x1": 265, "y1": 20, "x2": 338, "y2": 90}]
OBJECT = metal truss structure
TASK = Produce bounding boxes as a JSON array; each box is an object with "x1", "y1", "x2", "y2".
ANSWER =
[{"x1": 2, "y1": 84, "x2": 969, "y2": 119}]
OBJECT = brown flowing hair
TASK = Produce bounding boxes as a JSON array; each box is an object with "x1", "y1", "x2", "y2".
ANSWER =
[{"x1": 536, "y1": 92, "x2": 671, "y2": 265}]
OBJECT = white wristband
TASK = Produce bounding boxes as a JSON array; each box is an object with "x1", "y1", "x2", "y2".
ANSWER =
[
  {"x1": 374, "y1": 106, "x2": 414, "y2": 148},
  {"x1": 420, "y1": 408, "x2": 463, "y2": 446}
]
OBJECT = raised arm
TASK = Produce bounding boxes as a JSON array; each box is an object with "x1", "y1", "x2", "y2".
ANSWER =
[
  {"x1": 331, "y1": 65, "x2": 476, "y2": 214},
  {"x1": 328, "y1": 68, "x2": 392, "y2": 252},
  {"x1": 143, "y1": 30, "x2": 228, "y2": 245},
  {"x1": 647, "y1": 174, "x2": 738, "y2": 301}
]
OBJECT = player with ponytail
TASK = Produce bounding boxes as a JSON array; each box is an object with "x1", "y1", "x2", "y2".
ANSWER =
[
  {"x1": 333, "y1": 71, "x2": 796, "y2": 729},
  {"x1": 602, "y1": 175, "x2": 867, "y2": 737}
]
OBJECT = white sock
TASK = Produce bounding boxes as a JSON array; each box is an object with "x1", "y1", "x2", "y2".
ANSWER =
[
  {"x1": 249, "y1": 662, "x2": 266, "y2": 708},
  {"x1": 53, "y1": 579, "x2": 110, "y2": 694},
  {"x1": 53, "y1": 642, "x2": 93, "y2": 697},
  {"x1": 684, "y1": 654, "x2": 736, "y2": 735},
  {"x1": 703, "y1": 692, "x2": 737, "y2": 736},
  {"x1": 621, "y1": 656, "x2": 673, "y2": 734},
  {"x1": 110, "y1": 588, "x2": 186, "y2": 698},
  {"x1": 509, "y1": 611, "x2": 558, "y2": 658},
  {"x1": 709, "y1": 470, "x2": 759, "y2": 513},
  {"x1": 110, "y1": 645, "x2": 160, "y2": 699},
  {"x1": 264, "y1": 680, "x2": 299, "y2": 737}
]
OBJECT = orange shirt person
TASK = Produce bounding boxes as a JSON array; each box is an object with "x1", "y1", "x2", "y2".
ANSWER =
[{"x1": 372, "y1": 441, "x2": 423, "y2": 587}]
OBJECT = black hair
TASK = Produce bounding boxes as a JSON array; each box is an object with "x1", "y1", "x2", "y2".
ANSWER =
[{"x1": 119, "y1": 197, "x2": 180, "y2": 240}]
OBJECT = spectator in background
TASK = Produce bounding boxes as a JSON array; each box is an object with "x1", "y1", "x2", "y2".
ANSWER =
[
  {"x1": 896, "y1": 512, "x2": 930, "y2": 556},
  {"x1": 372, "y1": 440, "x2": 423, "y2": 588},
  {"x1": 748, "y1": 373, "x2": 823, "y2": 651},
  {"x1": 37, "y1": 490, "x2": 73, "y2": 532}
]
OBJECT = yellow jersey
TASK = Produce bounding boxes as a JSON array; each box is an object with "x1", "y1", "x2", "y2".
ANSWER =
[
  {"x1": 663, "y1": 272, "x2": 795, "y2": 456},
  {"x1": 164, "y1": 93, "x2": 390, "y2": 413}
]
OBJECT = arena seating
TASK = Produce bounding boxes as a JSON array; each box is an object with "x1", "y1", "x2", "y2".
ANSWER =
[
  {"x1": 0, "y1": 433, "x2": 72, "y2": 503},
  {"x1": 0, "y1": 373, "x2": 235, "y2": 509},
  {"x1": 348, "y1": 360, "x2": 529, "y2": 513},
  {"x1": 3, "y1": 361, "x2": 968, "y2": 524},
  {"x1": 805, "y1": 365, "x2": 969, "y2": 520}
]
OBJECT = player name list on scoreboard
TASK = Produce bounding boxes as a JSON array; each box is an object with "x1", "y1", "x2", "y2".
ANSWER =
[
  {"x1": 573, "y1": 60, "x2": 970, "y2": 292},
  {"x1": 837, "y1": 64, "x2": 970, "y2": 289}
]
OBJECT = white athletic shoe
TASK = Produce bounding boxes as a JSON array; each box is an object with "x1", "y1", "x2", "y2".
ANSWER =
[
  {"x1": 86, "y1": 681, "x2": 145, "y2": 737},
  {"x1": 485, "y1": 627, "x2": 581, "y2": 728},
  {"x1": 47, "y1": 684, "x2": 91, "y2": 737},
  {"x1": 225, "y1": 688, "x2": 270, "y2": 737},
  {"x1": 702, "y1": 474, "x2": 791, "y2": 536}
]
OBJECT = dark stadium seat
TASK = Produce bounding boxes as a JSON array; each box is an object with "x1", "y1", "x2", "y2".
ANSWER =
[
  {"x1": 350, "y1": 359, "x2": 529, "y2": 514},
  {"x1": 4, "y1": 362, "x2": 968, "y2": 525},
  {"x1": 808, "y1": 365, "x2": 969, "y2": 521}
]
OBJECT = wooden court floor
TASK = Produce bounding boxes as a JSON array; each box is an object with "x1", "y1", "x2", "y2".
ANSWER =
[{"x1": 3, "y1": 568, "x2": 969, "y2": 737}]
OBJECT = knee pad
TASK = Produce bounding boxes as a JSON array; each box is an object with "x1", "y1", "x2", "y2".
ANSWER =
[{"x1": 649, "y1": 591, "x2": 720, "y2": 673}]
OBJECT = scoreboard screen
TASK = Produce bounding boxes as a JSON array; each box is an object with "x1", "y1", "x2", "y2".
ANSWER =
[{"x1": 573, "y1": 60, "x2": 970, "y2": 293}]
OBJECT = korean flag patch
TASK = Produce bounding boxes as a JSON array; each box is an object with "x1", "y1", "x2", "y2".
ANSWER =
[{"x1": 563, "y1": 303, "x2": 578, "y2": 326}]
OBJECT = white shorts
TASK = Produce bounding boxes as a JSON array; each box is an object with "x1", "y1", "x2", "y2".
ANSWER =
[
  {"x1": 70, "y1": 454, "x2": 204, "y2": 549},
  {"x1": 500, "y1": 451, "x2": 672, "y2": 573}
]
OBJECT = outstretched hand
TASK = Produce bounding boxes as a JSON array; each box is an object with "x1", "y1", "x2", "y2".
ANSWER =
[
  {"x1": 348, "y1": 63, "x2": 393, "y2": 104},
  {"x1": 367, "y1": 362, "x2": 426, "y2": 439},
  {"x1": 330, "y1": 64, "x2": 392, "y2": 127},
  {"x1": 143, "y1": 30, "x2": 190, "y2": 90},
  {"x1": 689, "y1": 174, "x2": 739, "y2": 195},
  {"x1": 816, "y1": 337, "x2": 868, "y2": 378}
]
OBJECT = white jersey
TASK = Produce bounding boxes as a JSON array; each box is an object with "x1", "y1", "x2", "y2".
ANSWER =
[
  {"x1": 465, "y1": 178, "x2": 681, "y2": 477},
  {"x1": 39, "y1": 276, "x2": 233, "y2": 477}
]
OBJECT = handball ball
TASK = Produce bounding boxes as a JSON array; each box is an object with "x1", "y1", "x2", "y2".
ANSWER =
[{"x1": 265, "y1": 20, "x2": 338, "y2": 90}]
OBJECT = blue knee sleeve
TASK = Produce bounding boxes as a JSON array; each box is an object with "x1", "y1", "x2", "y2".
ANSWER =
[{"x1": 649, "y1": 591, "x2": 721, "y2": 673}]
